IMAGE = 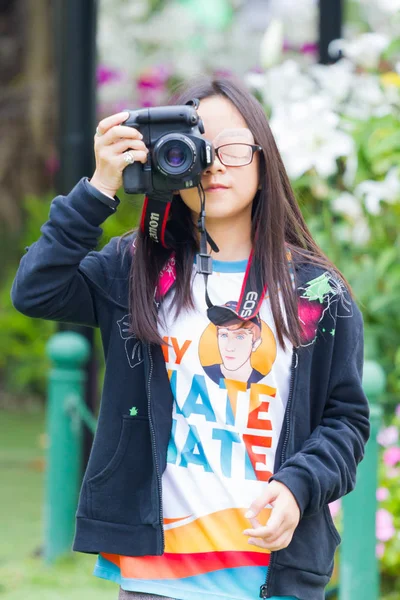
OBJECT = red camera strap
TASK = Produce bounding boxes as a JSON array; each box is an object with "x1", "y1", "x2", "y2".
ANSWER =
[
  {"x1": 141, "y1": 189, "x2": 295, "y2": 323},
  {"x1": 140, "y1": 193, "x2": 173, "y2": 249},
  {"x1": 155, "y1": 248, "x2": 267, "y2": 322}
]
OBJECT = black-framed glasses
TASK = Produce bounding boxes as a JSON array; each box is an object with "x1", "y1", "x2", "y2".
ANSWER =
[{"x1": 214, "y1": 143, "x2": 262, "y2": 167}]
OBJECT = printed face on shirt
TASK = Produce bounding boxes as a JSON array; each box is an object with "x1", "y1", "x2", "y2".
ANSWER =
[
  {"x1": 217, "y1": 323, "x2": 262, "y2": 372},
  {"x1": 177, "y1": 96, "x2": 260, "y2": 222}
]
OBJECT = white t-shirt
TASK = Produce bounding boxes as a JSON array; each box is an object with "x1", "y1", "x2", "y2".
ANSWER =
[{"x1": 97, "y1": 258, "x2": 295, "y2": 600}]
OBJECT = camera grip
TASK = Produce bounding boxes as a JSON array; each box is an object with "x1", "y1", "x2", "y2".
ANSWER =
[{"x1": 123, "y1": 161, "x2": 150, "y2": 194}]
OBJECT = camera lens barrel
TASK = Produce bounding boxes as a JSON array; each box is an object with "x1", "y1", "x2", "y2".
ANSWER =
[{"x1": 154, "y1": 133, "x2": 197, "y2": 179}]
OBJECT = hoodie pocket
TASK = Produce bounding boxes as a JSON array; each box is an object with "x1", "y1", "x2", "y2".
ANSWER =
[
  {"x1": 323, "y1": 503, "x2": 341, "y2": 546},
  {"x1": 275, "y1": 505, "x2": 341, "y2": 578},
  {"x1": 87, "y1": 416, "x2": 157, "y2": 526}
]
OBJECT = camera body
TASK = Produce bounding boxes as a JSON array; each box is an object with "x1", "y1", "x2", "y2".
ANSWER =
[{"x1": 122, "y1": 105, "x2": 214, "y2": 194}]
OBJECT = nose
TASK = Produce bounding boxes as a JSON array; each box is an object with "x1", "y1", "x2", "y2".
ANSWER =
[{"x1": 203, "y1": 152, "x2": 226, "y2": 176}]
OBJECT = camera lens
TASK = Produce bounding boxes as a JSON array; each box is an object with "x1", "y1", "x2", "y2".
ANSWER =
[
  {"x1": 166, "y1": 146, "x2": 186, "y2": 168},
  {"x1": 154, "y1": 134, "x2": 196, "y2": 178}
]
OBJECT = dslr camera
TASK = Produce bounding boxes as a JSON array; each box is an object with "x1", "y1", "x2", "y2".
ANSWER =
[{"x1": 122, "y1": 105, "x2": 214, "y2": 195}]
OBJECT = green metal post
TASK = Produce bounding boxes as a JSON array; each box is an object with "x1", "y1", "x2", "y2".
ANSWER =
[
  {"x1": 44, "y1": 332, "x2": 90, "y2": 563},
  {"x1": 339, "y1": 360, "x2": 384, "y2": 600}
]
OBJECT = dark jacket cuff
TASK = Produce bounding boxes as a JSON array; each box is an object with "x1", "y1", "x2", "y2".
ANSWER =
[
  {"x1": 269, "y1": 465, "x2": 313, "y2": 517},
  {"x1": 64, "y1": 178, "x2": 120, "y2": 227},
  {"x1": 83, "y1": 178, "x2": 120, "y2": 211}
]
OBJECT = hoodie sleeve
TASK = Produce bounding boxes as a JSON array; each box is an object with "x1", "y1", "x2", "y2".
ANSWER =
[
  {"x1": 10, "y1": 177, "x2": 124, "y2": 328},
  {"x1": 270, "y1": 300, "x2": 370, "y2": 518}
]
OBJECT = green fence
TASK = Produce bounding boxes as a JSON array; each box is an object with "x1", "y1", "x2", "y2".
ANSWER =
[{"x1": 44, "y1": 332, "x2": 384, "y2": 599}]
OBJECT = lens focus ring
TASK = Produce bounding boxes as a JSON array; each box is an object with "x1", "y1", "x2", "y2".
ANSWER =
[{"x1": 153, "y1": 133, "x2": 197, "y2": 178}]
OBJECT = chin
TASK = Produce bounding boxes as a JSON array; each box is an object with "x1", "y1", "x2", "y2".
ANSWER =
[{"x1": 203, "y1": 207, "x2": 239, "y2": 220}]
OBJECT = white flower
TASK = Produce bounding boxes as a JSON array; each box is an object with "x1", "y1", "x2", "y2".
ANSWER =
[
  {"x1": 259, "y1": 60, "x2": 317, "y2": 109},
  {"x1": 260, "y1": 19, "x2": 284, "y2": 69},
  {"x1": 270, "y1": 96, "x2": 355, "y2": 179},
  {"x1": 329, "y1": 33, "x2": 390, "y2": 70},
  {"x1": 332, "y1": 193, "x2": 362, "y2": 220},
  {"x1": 268, "y1": 0, "x2": 318, "y2": 46},
  {"x1": 352, "y1": 218, "x2": 371, "y2": 246},
  {"x1": 355, "y1": 168, "x2": 400, "y2": 214},
  {"x1": 244, "y1": 72, "x2": 267, "y2": 91},
  {"x1": 308, "y1": 59, "x2": 355, "y2": 106},
  {"x1": 341, "y1": 73, "x2": 392, "y2": 120}
]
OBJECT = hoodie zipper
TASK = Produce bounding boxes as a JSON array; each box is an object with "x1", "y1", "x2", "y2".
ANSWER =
[
  {"x1": 259, "y1": 346, "x2": 298, "y2": 599},
  {"x1": 146, "y1": 343, "x2": 165, "y2": 552}
]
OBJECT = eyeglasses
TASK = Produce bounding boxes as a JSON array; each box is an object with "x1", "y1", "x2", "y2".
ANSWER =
[{"x1": 213, "y1": 143, "x2": 262, "y2": 167}]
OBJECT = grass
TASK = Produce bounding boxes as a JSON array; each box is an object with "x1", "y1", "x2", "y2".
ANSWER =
[{"x1": 0, "y1": 408, "x2": 116, "y2": 599}]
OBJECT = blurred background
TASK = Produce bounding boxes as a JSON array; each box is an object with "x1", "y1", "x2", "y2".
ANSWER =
[{"x1": 0, "y1": 0, "x2": 399, "y2": 598}]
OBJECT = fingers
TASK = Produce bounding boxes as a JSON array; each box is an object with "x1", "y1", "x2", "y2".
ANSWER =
[
  {"x1": 96, "y1": 138, "x2": 148, "y2": 171},
  {"x1": 248, "y1": 516, "x2": 262, "y2": 530},
  {"x1": 111, "y1": 138, "x2": 146, "y2": 153},
  {"x1": 110, "y1": 139, "x2": 149, "y2": 166},
  {"x1": 244, "y1": 512, "x2": 285, "y2": 541},
  {"x1": 248, "y1": 530, "x2": 294, "y2": 551},
  {"x1": 96, "y1": 111, "x2": 130, "y2": 137},
  {"x1": 91, "y1": 112, "x2": 148, "y2": 196},
  {"x1": 243, "y1": 483, "x2": 301, "y2": 554},
  {"x1": 120, "y1": 150, "x2": 148, "y2": 167},
  {"x1": 99, "y1": 124, "x2": 144, "y2": 146},
  {"x1": 246, "y1": 484, "x2": 278, "y2": 519},
  {"x1": 95, "y1": 124, "x2": 148, "y2": 167}
]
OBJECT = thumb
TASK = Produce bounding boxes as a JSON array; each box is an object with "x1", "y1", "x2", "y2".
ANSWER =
[{"x1": 245, "y1": 483, "x2": 279, "y2": 519}]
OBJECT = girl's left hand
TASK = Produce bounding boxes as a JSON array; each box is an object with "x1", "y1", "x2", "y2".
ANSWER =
[{"x1": 243, "y1": 481, "x2": 300, "y2": 551}]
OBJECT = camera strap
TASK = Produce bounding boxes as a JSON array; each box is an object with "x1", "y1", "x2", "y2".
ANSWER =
[
  {"x1": 155, "y1": 245, "x2": 295, "y2": 325},
  {"x1": 142, "y1": 184, "x2": 295, "y2": 326},
  {"x1": 152, "y1": 184, "x2": 270, "y2": 325},
  {"x1": 140, "y1": 191, "x2": 173, "y2": 248},
  {"x1": 140, "y1": 189, "x2": 220, "y2": 251},
  {"x1": 193, "y1": 183, "x2": 267, "y2": 325}
]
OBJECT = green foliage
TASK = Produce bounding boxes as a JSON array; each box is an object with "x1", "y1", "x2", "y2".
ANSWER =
[
  {"x1": 291, "y1": 110, "x2": 400, "y2": 415},
  {"x1": 350, "y1": 113, "x2": 400, "y2": 180},
  {"x1": 0, "y1": 194, "x2": 56, "y2": 397},
  {"x1": 376, "y1": 408, "x2": 400, "y2": 590}
]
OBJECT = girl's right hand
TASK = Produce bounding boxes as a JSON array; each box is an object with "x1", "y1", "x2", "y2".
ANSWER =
[{"x1": 89, "y1": 111, "x2": 149, "y2": 198}]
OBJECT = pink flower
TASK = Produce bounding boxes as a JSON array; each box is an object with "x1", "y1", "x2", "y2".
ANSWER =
[
  {"x1": 213, "y1": 68, "x2": 233, "y2": 78},
  {"x1": 396, "y1": 404, "x2": 400, "y2": 419},
  {"x1": 97, "y1": 65, "x2": 123, "y2": 86},
  {"x1": 376, "y1": 487, "x2": 389, "y2": 502},
  {"x1": 383, "y1": 446, "x2": 400, "y2": 467},
  {"x1": 301, "y1": 42, "x2": 319, "y2": 55},
  {"x1": 136, "y1": 66, "x2": 171, "y2": 108},
  {"x1": 137, "y1": 66, "x2": 170, "y2": 90},
  {"x1": 376, "y1": 542, "x2": 385, "y2": 558},
  {"x1": 377, "y1": 425, "x2": 398, "y2": 447},
  {"x1": 376, "y1": 508, "x2": 395, "y2": 542},
  {"x1": 329, "y1": 499, "x2": 342, "y2": 518},
  {"x1": 386, "y1": 466, "x2": 400, "y2": 479}
]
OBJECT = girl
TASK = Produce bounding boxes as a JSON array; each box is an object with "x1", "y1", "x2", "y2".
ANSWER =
[{"x1": 11, "y1": 77, "x2": 370, "y2": 600}]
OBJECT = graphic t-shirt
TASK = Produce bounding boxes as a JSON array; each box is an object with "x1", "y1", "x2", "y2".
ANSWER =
[{"x1": 94, "y1": 258, "x2": 297, "y2": 600}]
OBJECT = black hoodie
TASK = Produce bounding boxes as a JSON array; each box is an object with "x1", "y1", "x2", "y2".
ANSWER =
[{"x1": 11, "y1": 178, "x2": 370, "y2": 600}]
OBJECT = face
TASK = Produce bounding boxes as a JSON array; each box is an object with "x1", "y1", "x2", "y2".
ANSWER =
[
  {"x1": 217, "y1": 326, "x2": 261, "y2": 371},
  {"x1": 178, "y1": 96, "x2": 260, "y2": 222}
]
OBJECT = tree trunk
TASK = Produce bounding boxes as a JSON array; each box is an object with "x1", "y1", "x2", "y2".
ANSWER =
[{"x1": 0, "y1": 0, "x2": 56, "y2": 257}]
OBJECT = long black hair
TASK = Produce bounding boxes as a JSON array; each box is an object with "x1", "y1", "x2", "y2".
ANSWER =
[{"x1": 123, "y1": 75, "x2": 349, "y2": 348}]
